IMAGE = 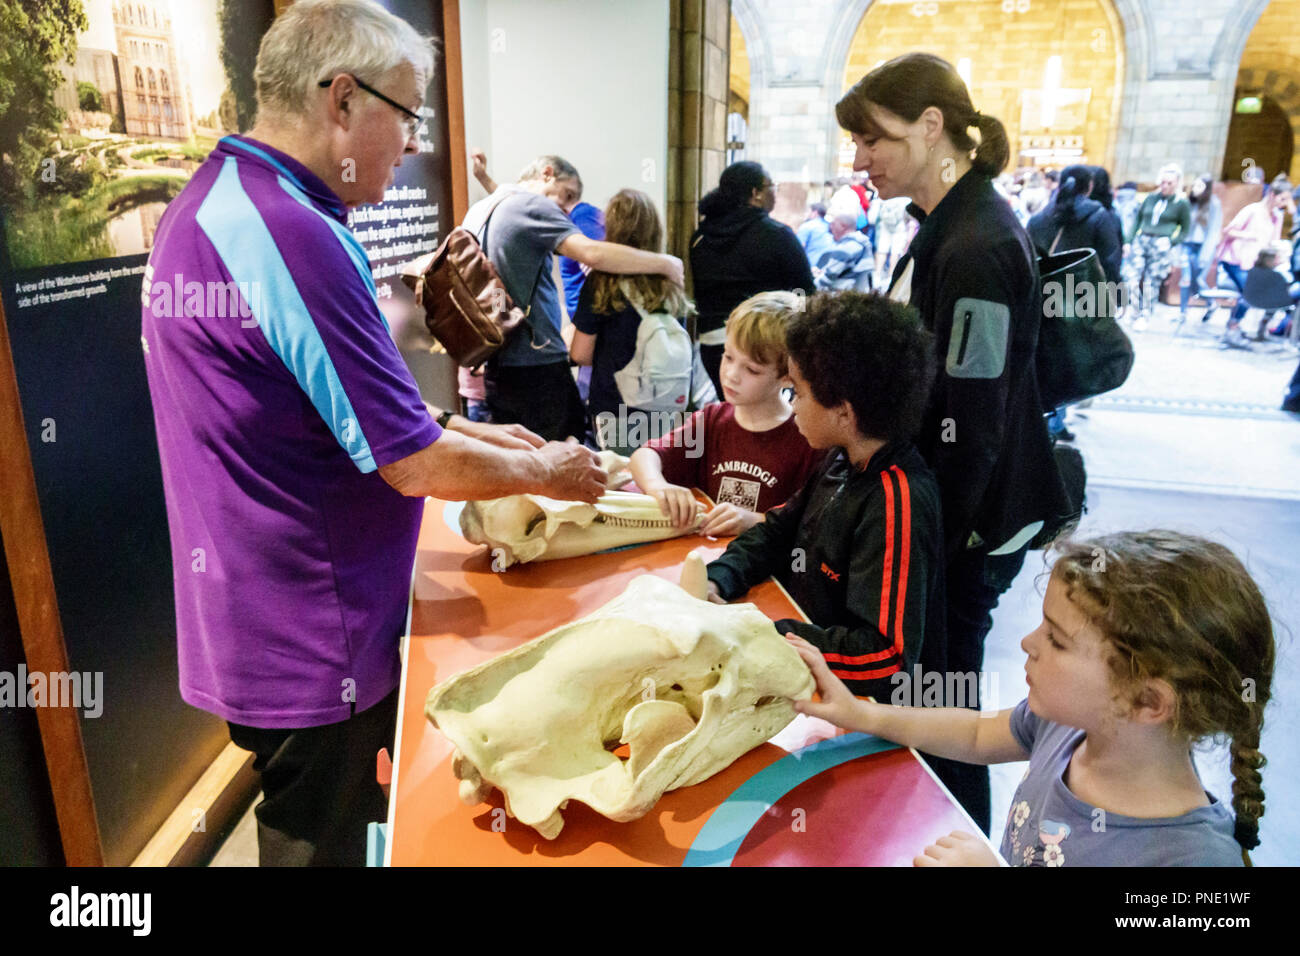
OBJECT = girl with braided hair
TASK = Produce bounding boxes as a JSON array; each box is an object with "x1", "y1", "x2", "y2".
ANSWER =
[{"x1": 789, "y1": 528, "x2": 1273, "y2": 866}]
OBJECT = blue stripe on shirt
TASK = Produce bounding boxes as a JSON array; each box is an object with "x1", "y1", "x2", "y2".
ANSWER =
[
  {"x1": 195, "y1": 156, "x2": 378, "y2": 472},
  {"x1": 275, "y1": 176, "x2": 387, "y2": 329}
]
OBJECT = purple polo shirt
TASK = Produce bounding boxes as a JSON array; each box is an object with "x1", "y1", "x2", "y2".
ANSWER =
[{"x1": 141, "y1": 135, "x2": 441, "y2": 728}]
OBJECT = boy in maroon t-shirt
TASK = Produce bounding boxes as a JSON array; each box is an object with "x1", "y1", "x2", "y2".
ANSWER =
[{"x1": 631, "y1": 291, "x2": 822, "y2": 536}]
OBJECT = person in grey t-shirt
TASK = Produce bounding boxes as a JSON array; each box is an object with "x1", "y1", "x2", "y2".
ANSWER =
[
  {"x1": 461, "y1": 155, "x2": 683, "y2": 441},
  {"x1": 784, "y1": 529, "x2": 1274, "y2": 867}
]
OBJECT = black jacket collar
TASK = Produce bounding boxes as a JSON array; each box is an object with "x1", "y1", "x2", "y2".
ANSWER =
[
  {"x1": 905, "y1": 168, "x2": 991, "y2": 262},
  {"x1": 827, "y1": 440, "x2": 910, "y2": 478}
]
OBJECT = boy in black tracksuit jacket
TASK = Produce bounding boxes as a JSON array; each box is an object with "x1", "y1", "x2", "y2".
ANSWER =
[{"x1": 705, "y1": 292, "x2": 945, "y2": 701}]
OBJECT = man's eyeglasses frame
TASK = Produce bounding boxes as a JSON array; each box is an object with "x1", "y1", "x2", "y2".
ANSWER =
[{"x1": 318, "y1": 75, "x2": 423, "y2": 139}]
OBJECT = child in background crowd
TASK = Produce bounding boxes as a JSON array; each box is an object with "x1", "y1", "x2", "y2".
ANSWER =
[
  {"x1": 570, "y1": 188, "x2": 694, "y2": 452},
  {"x1": 630, "y1": 291, "x2": 822, "y2": 537},
  {"x1": 705, "y1": 292, "x2": 945, "y2": 702},
  {"x1": 789, "y1": 529, "x2": 1273, "y2": 866}
]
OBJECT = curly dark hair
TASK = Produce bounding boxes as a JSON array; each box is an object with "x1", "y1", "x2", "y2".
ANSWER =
[{"x1": 785, "y1": 291, "x2": 935, "y2": 443}]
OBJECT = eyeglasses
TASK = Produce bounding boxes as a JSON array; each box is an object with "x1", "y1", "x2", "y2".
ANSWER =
[{"x1": 318, "y1": 75, "x2": 423, "y2": 139}]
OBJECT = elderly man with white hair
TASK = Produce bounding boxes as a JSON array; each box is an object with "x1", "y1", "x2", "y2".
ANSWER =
[
  {"x1": 812, "y1": 212, "x2": 873, "y2": 291},
  {"x1": 140, "y1": 0, "x2": 605, "y2": 865}
]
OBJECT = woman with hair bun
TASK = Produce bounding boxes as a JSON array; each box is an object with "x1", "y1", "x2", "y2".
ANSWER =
[
  {"x1": 690, "y1": 161, "x2": 814, "y2": 395},
  {"x1": 1027, "y1": 164, "x2": 1120, "y2": 283},
  {"x1": 1027, "y1": 164, "x2": 1120, "y2": 440},
  {"x1": 836, "y1": 52, "x2": 1072, "y2": 833}
]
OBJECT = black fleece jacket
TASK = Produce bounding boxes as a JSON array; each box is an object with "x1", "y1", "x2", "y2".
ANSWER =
[
  {"x1": 706, "y1": 443, "x2": 945, "y2": 701},
  {"x1": 689, "y1": 205, "x2": 815, "y2": 336},
  {"x1": 894, "y1": 170, "x2": 1072, "y2": 561},
  {"x1": 1027, "y1": 194, "x2": 1123, "y2": 284}
]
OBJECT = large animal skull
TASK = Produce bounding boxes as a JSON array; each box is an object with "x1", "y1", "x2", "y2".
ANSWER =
[
  {"x1": 460, "y1": 450, "x2": 703, "y2": 569},
  {"x1": 426, "y1": 555, "x2": 815, "y2": 839}
]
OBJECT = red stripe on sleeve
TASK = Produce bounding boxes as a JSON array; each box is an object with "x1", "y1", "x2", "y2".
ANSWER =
[
  {"x1": 823, "y1": 648, "x2": 897, "y2": 665},
  {"x1": 890, "y1": 466, "x2": 912, "y2": 657},
  {"x1": 831, "y1": 661, "x2": 901, "y2": 682},
  {"x1": 879, "y1": 471, "x2": 896, "y2": 638}
]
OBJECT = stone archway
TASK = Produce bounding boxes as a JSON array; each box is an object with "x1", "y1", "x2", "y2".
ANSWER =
[
  {"x1": 730, "y1": 0, "x2": 1280, "y2": 188},
  {"x1": 1232, "y1": 0, "x2": 1300, "y2": 183},
  {"x1": 1221, "y1": 89, "x2": 1295, "y2": 184},
  {"x1": 836, "y1": 0, "x2": 1125, "y2": 176}
]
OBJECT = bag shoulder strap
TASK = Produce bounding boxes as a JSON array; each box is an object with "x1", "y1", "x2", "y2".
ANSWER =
[
  {"x1": 476, "y1": 189, "x2": 546, "y2": 316},
  {"x1": 1049, "y1": 226, "x2": 1065, "y2": 255},
  {"x1": 475, "y1": 188, "x2": 517, "y2": 246},
  {"x1": 627, "y1": 299, "x2": 666, "y2": 350}
]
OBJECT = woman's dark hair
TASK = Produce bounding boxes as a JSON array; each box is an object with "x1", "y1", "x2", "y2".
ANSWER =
[
  {"x1": 1052, "y1": 164, "x2": 1094, "y2": 218},
  {"x1": 698, "y1": 161, "x2": 768, "y2": 218},
  {"x1": 785, "y1": 291, "x2": 935, "y2": 444},
  {"x1": 836, "y1": 52, "x2": 1009, "y2": 177},
  {"x1": 1088, "y1": 166, "x2": 1114, "y2": 209},
  {"x1": 1190, "y1": 174, "x2": 1215, "y2": 210}
]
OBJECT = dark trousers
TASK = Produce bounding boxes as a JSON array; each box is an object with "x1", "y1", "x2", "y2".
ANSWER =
[
  {"x1": 227, "y1": 688, "x2": 398, "y2": 867},
  {"x1": 1178, "y1": 241, "x2": 1204, "y2": 310},
  {"x1": 921, "y1": 545, "x2": 1028, "y2": 834},
  {"x1": 485, "y1": 360, "x2": 588, "y2": 442},
  {"x1": 699, "y1": 343, "x2": 725, "y2": 400}
]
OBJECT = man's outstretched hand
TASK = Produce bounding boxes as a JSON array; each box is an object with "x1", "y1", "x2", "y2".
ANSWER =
[{"x1": 537, "y1": 440, "x2": 606, "y2": 504}]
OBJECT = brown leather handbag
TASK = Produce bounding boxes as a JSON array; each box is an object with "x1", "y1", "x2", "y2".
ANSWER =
[{"x1": 400, "y1": 198, "x2": 541, "y2": 370}]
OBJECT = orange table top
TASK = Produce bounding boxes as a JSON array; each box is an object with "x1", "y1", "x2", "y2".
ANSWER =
[{"x1": 384, "y1": 497, "x2": 992, "y2": 866}]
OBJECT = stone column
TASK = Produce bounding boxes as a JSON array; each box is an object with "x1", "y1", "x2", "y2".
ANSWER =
[{"x1": 668, "y1": 0, "x2": 731, "y2": 271}]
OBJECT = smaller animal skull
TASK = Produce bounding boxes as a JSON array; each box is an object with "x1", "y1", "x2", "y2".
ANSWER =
[
  {"x1": 426, "y1": 554, "x2": 815, "y2": 839},
  {"x1": 460, "y1": 455, "x2": 703, "y2": 567}
]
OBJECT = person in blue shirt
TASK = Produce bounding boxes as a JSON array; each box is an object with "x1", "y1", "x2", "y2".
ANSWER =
[{"x1": 796, "y1": 203, "x2": 834, "y2": 269}]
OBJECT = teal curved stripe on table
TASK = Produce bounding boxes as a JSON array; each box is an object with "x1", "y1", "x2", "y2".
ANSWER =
[{"x1": 682, "y1": 733, "x2": 899, "y2": 867}]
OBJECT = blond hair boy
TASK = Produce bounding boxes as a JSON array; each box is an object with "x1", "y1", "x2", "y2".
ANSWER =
[{"x1": 630, "y1": 291, "x2": 823, "y2": 536}]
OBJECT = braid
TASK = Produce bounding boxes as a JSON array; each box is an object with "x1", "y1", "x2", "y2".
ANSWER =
[{"x1": 1229, "y1": 735, "x2": 1267, "y2": 853}]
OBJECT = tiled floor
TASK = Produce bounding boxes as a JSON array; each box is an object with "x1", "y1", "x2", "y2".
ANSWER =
[
  {"x1": 211, "y1": 302, "x2": 1300, "y2": 866},
  {"x1": 209, "y1": 797, "x2": 258, "y2": 867}
]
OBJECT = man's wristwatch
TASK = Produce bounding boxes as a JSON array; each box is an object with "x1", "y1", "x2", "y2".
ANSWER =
[{"x1": 436, "y1": 409, "x2": 455, "y2": 429}]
